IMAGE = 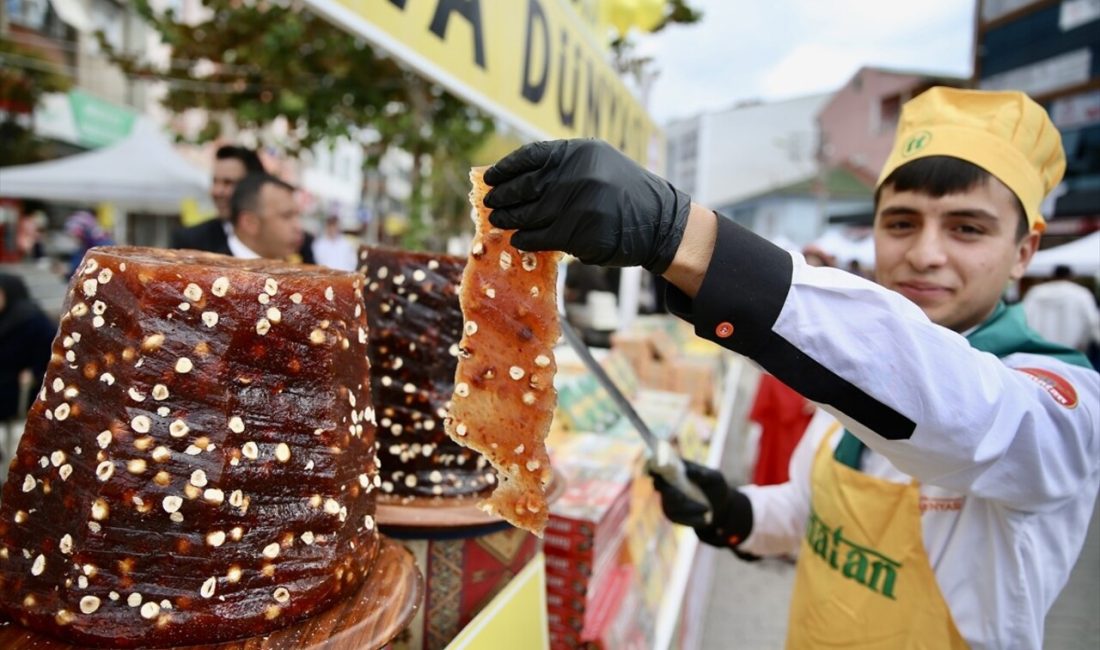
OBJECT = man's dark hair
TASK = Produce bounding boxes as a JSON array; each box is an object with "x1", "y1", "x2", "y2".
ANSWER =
[
  {"x1": 215, "y1": 145, "x2": 265, "y2": 174},
  {"x1": 1053, "y1": 265, "x2": 1073, "y2": 279},
  {"x1": 230, "y1": 173, "x2": 295, "y2": 226},
  {"x1": 874, "y1": 156, "x2": 1030, "y2": 241}
]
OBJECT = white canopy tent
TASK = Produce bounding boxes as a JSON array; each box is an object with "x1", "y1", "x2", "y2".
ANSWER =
[
  {"x1": 0, "y1": 119, "x2": 210, "y2": 214},
  {"x1": 811, "y1": 228, "x2": 856, "y2": 259},
  {"x1": 847, "y1": 236, "x2": 877, "y2": 270},
  {"x1": 811, "y1": 228, "x2": 877, "y2": 270},
  {"x1": 1026, "y1": 232, "x2": 1100, "y2": 278}
]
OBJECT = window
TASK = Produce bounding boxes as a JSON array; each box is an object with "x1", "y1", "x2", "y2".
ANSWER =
[
  {"x1": 7, "y1": 0, "x2": 50, "y2": 29},
  {"x1": 877, "y1": 94, "x2": 902, "y2": 134}
]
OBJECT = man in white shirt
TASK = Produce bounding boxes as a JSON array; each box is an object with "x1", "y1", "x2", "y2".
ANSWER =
[
  {"x1": 311, "y1": 215, "x2": 358, "y2": 271},
  {"x1": 1023, "y1": 264, "x2": 1100, "y2": 353},
  {"x1": 481, "y1": 88, "x2": 1099, "y2": 648},
  {"x1": 227, "y1": 173, "x2": 304, "y2": 261}
]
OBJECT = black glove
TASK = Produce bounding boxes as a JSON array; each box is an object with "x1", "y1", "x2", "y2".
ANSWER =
[
  {"x1": 650, "y1": 461, "x2": 756, "y2": 555},
  {"x1": 484, "y1": 139, "x2": 692, "y2": 275}
]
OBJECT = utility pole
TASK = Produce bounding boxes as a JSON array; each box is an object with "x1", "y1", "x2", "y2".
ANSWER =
[{"x1": 815, "y1": 121, "x2": 831, "y2": 239}]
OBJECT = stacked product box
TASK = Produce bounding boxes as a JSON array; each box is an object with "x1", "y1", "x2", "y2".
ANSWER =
[
  {"x1": 546, "y1": 433, "x2": 642, "y2": 649},
  {"x1": 611, "y1": 318, "x2": 726, "y2": 416},
  {"x1": 590, "y1": 565, "x2": 649, "y2": 650},
  {"x1": 624, "y1": 466, "x2": 681, "y2": 630},
  {"x1": 549, "y1": 563, "x2": 647, "y2": 649}
]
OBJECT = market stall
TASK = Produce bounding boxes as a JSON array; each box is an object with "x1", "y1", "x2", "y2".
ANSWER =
[
  {"x1": 0, "y1": 2, "x2": 737, "y2": 648},
  {"x1": 0, "y1": 119, "x2": 209, "y2": 213}
]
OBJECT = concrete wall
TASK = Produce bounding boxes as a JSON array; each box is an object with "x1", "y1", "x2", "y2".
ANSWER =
[{"x1": 817, "y1": 69, "x2": 932, "y2": 179}]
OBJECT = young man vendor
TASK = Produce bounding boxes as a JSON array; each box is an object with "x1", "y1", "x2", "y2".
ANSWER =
[{"x1": 482, "y1": 87, "x2": 1100, "y2": 648}]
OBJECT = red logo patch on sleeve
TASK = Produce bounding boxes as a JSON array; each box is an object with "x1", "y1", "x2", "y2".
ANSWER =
[{"x1": 1018, "y1": 367, "x2": 1079, "y2": 409}]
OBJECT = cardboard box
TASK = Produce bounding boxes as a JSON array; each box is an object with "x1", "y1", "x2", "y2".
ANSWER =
[
  {"x1": 611, "y1": 328, "x2": 681, "y2": 392},
  {"x1": 545, "y1": 474, "x2": 631, "y2": 560},
  {"x1": 545, "y1": 525, "x2": 626, "y2": 603},
  {"x1": 548, "y1": 564, "x2": 647, "y2": 650},
  {"x1": 671, "y1": 357, "x2": 721, "y2": 415},
  {"x1": 579, "y1": 563, "x2": 633, "y2": 640},
  {"x1": 545, "y1": 432, "x2": 641, "y2": 650},
  {"x1": 595, "y1": 569, "x2": 651, "y2": 649}
]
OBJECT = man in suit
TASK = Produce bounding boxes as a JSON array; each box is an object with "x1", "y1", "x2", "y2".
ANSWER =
[
  {"x1": 227, "y1": 173, "x2": 304, "y2": 261},
  {"x1": 171, "y1": 145, "x2": 264, "y2": 255},
  {"x1": 171, "y1": 145, "x2": 316, "y2": 263}
]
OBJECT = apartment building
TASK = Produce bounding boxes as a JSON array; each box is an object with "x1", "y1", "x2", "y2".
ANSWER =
[{"x1": 976, "y1": 0, "x2": 1100, "y2": 234}]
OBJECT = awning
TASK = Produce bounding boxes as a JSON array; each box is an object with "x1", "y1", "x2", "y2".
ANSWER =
[
  {"x1": 1025, "y1": 231, "x2": 1100, "y2": 277},
  {"x1": 49, "y1": 0, "x2": 93, "y2": 32},
  {"x1": 0, "y1": 119, "x2": 210, "y2": 213}
]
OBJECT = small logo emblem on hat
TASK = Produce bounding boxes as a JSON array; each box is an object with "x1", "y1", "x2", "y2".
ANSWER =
[{"x1": 902, "y1": 131, "x2": 932, "y2": 157}]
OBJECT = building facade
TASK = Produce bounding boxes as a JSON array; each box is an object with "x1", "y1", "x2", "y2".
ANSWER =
[
  {"x1": 817, "y1": 67, "x2": 968, "y2": 182},
  {"x1": 976, "y1": 0, "x2": 1100, "y2": 233},
  {"x1": 665, "y1": 93, "x2": 835, "y2": 245},
  {"x1": 2, "y1": 0, "x2": 418, "y2": 248}
]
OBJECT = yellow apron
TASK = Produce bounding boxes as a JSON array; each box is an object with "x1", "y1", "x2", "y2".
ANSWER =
[{"x1": 785, "y1": 424, "x2": 968, "y2": 649}]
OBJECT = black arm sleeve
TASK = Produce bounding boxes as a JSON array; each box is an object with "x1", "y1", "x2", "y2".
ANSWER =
[{"x1": 666, "y1": 214, "x2": 916, "y2": 440}]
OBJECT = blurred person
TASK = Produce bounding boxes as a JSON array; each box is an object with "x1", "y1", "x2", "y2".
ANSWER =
[
  {"x1": 171, "y1": 145, "x2": 316, "y2": 263},
  {"x1": 801, "y1": 243, "x2": 835, "y2": 268},
  {"x1": 1023, "y1": 264, "x2": 1100, "y2": 356},
  {"x1": 481, "y1": 88, "x2": 1098, "y2": 648},
  {"x1": 228, "y1": 173, "x2": 304, "y2": 261},
  {"x1": 171, "y1": 145, "x2": 265, "y2": 255},
  {"x1": 0, "y1": 274, "x2": 54, "y2": 422},
  {"x1": 15, "y1": 208, "x2": 45, "y2": 261},
  {"x1": 64, "y1": 211, "x2": 114, "y2": 278},
  {"x1": 311, "y1": 215, "x2": 358, "y2": 271}
]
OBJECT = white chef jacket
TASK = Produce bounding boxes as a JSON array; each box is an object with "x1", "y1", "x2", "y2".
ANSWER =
[{"x1": 668, "y1": 217, "x2": 1100, "y2": 650}]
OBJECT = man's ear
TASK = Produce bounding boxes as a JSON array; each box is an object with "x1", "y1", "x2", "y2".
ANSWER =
[
  {"x1": 1010, "y1": 230, "x2": 1041, "y2": 281},
  {"x1": 237, "y1": 211, "x2": 260, "y2": 237}
]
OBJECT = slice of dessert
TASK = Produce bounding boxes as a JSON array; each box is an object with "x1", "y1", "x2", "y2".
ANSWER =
[{"x1": 444, "y1": 168, "x2": 560, "y2": 536}]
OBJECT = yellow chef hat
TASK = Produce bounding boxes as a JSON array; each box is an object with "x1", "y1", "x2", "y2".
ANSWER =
[{"x1": 877, "y1": 87, "x2": 1065, "y2": 232}]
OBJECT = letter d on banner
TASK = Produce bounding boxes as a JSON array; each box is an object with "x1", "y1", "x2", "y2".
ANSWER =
[{"x1": 522, "y1": 0, "x2": 549, "y2": 103}]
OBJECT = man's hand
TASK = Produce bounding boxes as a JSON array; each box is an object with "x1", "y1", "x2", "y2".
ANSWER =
[
  {"x1": 484, "y1": 139, "x2": 691, "y2": 275},
  {"x1": 651, "y1": 461, "x2": 755, "y2": 551}
]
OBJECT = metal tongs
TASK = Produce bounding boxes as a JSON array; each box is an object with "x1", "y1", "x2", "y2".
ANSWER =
[{"x1": 557, "y1": 315, "x2": 712, "y2": 523}]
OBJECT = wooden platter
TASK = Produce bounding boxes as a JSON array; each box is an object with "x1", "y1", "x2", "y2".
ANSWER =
[
  {"x1": 376, "y1": 470, "x2": 565, "y2": 538},
  {"x1": 0, "y1": 536, "x2": 422, "y2": 650}
]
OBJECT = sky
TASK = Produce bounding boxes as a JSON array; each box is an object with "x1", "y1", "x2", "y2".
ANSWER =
[{"x1": 634, "y1": 0, "x2": 977, "y2": 124}]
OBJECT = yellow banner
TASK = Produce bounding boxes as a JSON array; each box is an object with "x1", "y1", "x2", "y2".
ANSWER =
[{"x1": 306, "y1": 0, "x2": 661, "y2": 166}]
